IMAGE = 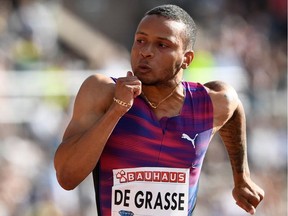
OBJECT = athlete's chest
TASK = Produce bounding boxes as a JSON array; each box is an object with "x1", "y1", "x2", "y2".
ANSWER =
[{"x1": 105, "y1": 110, "x2": 212, "y2": 168}]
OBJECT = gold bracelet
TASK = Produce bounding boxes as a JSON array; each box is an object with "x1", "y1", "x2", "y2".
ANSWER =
[{"x1": 113, "y1": 97, "x2": 131, "y2": 108}]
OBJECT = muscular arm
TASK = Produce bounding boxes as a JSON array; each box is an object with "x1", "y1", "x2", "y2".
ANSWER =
[
  {"x1": 54, "y1": 72, "x2": 141, "y2": 190},
  {"x1": 218, "y1": 101, "x2": 249, "y2": 183},
  {"x1": 54, "y1": 75, "x2": 121, "y2": 190},
  {"x1": 205, "y1": 81, "x2": 264, "y2": 214}
]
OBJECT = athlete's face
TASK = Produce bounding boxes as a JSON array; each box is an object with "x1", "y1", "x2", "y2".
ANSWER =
[{"x1": 131, "y1": 15, "x2": 192, "y2": 86}]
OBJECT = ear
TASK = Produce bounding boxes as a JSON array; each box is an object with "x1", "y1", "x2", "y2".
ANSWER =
[{"x1": 181, "y1": 51, "x2": 194, "y2": 69}]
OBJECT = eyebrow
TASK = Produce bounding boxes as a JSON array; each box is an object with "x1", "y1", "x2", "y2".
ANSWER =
[
  {"x1": 136, "y1": 31, "x2": 147, "y2": 36},
  {"x1": 136, "y1": 31, "x2": 176, "y2": 44}
]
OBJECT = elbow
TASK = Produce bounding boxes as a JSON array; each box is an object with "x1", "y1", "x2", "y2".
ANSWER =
[
  {"x1": 56, "y1": 170, "x2": 79, "y2": 191},
  {"x1": 54, "y1": 150, "x2": 79, "y2": 190}
]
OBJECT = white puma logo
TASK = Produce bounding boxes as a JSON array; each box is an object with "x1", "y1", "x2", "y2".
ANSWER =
[{"x1": 181, "y1": 133, "x2": 198, "y2": 148}]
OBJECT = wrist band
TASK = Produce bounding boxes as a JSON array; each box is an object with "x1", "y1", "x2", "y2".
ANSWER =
[{"x1": 113, "y1": 97, "x2": 131, "y2": 108}]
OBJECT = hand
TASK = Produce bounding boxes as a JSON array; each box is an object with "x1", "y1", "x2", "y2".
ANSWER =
[
  {"x1": 232, "y1": 178, "x2": 265, "y2": 215},
  {"x1": 126, "y1": 71, "x2": 142, "y2": 98},
  {"x1": 113, "y1": 71, "x2": 142, "y2": 111}
]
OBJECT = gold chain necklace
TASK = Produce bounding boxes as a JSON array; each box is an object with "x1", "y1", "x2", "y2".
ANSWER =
[{"x1": 141, "y1": 81, "x2": 182, "y2": 109}]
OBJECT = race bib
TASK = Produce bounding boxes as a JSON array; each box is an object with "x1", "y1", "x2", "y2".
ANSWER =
[{"x1": 112, "y1": 167, "x2": 190, "y2": 216}]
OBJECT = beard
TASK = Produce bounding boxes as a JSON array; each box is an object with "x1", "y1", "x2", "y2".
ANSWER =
[{"x1": 138, "y1": 62, "x2": 183, "y2": 87}]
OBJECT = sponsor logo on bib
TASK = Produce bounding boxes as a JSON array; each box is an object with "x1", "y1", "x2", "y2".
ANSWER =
[{"x1": 112, "y1": 167, "x2": 190, "y2": 216}]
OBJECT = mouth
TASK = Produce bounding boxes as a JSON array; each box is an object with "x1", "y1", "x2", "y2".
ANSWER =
[{"x1": 136, "y1": 63, "x2": 152, "y2": 73}]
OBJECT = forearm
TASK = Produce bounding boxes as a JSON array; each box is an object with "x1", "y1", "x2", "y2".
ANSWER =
[
  {"x1": 219, "y1": 101, "x2": 250, "y2": 185},
  {"x1": 54, "y1": 104, "x2": 124, "y2": 190}
]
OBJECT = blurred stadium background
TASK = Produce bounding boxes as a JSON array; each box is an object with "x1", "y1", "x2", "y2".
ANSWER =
[{"x1": 0, "y1": 0, "x2": 286, "y2": 215}]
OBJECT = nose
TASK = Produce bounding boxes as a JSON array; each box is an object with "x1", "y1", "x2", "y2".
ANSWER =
[{"x1": 140, "y1": 44, "x2": 154, "y2": 58}]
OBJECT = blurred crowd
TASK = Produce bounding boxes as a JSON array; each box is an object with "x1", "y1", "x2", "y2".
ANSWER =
[{"x1": 0, "y1": 0, "x2": 286, "y2": 216}]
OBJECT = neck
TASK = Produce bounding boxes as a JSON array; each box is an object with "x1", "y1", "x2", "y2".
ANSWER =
[{"x1": 141, "y1": 80, "x2": 183, "y2": 109}]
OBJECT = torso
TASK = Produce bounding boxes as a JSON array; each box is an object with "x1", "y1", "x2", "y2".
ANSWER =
[{"x1": 93, "y1": 80, "x2": 214, "y2": 216}]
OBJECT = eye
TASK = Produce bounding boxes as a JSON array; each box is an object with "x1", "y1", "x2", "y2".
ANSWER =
[
  {"x1": 136, "y1": 39, "x2": 144, "y2": 44},
  {"x1": 159, "y1": 43, "x2": 168, "y2": 48}
]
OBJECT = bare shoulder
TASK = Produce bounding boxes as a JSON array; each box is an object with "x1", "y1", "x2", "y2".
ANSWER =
[
  {"x1": 81, "y1": 73, "x2": 115, "y2": 92},
  {"x1": 74, "y1": 73, "x2": 116, "y2": 113},
  {"x1": 204, "y1": 81, "x2": 240, "y2": 130},
  {"x1": 63, "y1": 73, "x2": 115, "y2": 141},
  {"x1": 77, "y1": 73, "x2": 115, "y2": 107}
]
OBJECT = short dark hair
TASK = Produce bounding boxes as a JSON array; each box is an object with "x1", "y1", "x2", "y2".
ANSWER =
[{"x1": 145, "y1": 4, "x2": 197, "y2": 50}]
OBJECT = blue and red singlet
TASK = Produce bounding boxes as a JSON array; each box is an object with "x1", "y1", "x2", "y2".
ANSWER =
[{"x1": 93, "y1": 80, "x2": 213, "y2": 216}]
